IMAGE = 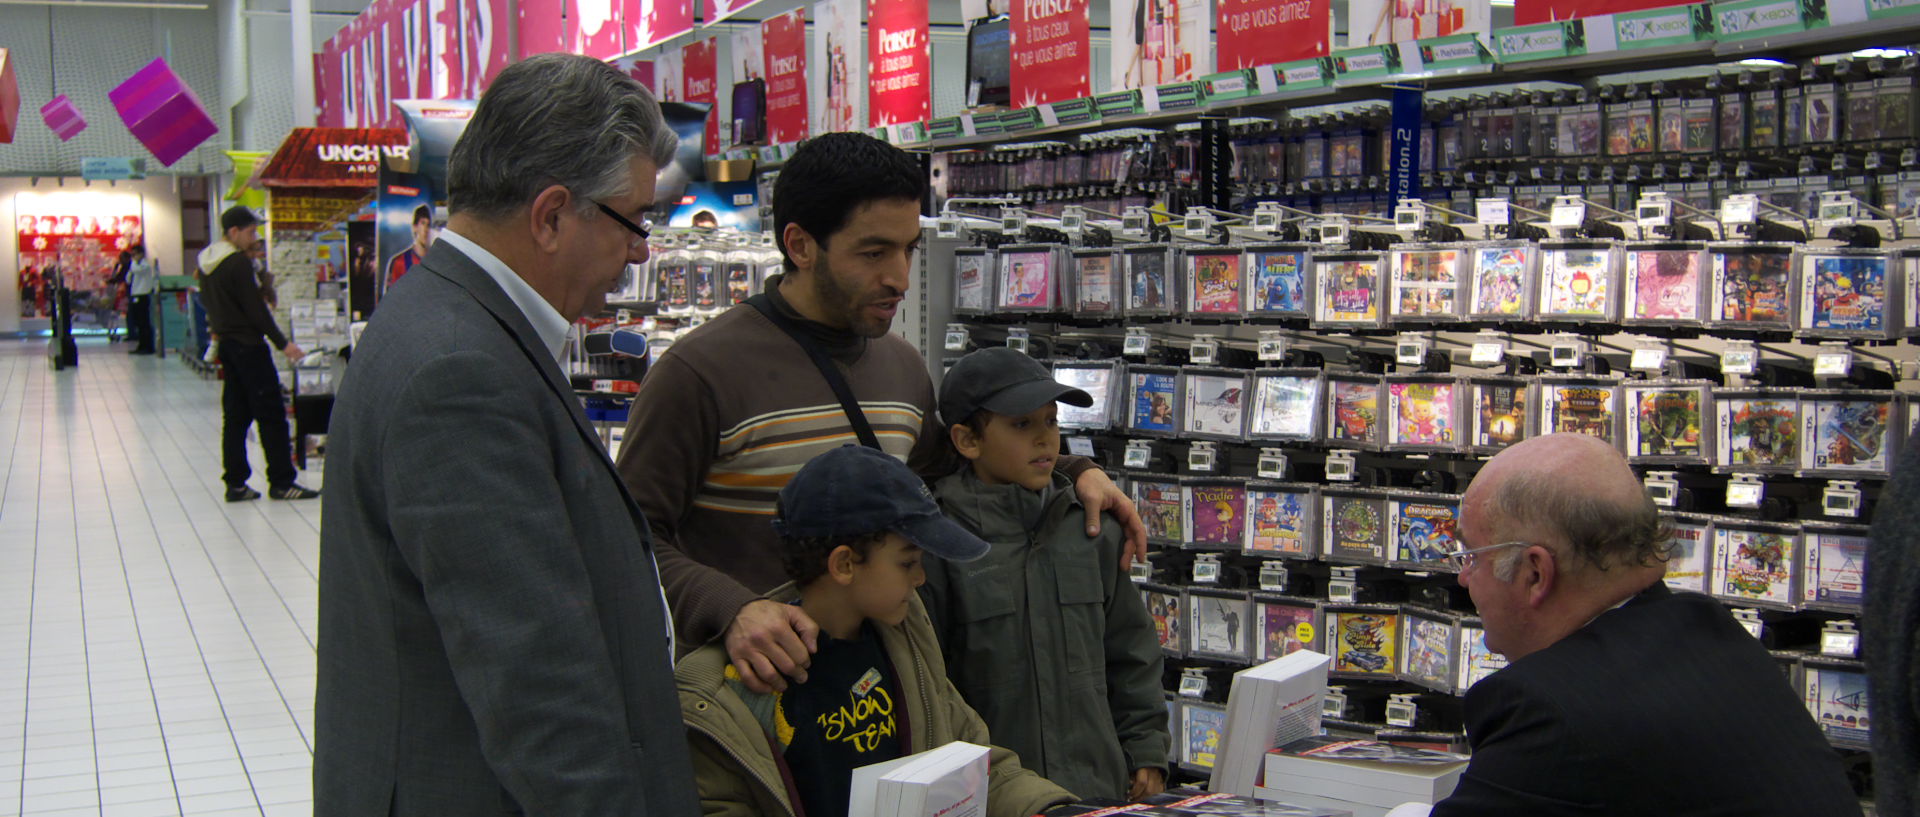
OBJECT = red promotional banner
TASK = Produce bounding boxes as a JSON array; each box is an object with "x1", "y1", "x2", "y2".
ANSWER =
[
  {"x1": 1515, "y1": 0, "x2": 1681, "y2": 23},
  {"x1": 385, "y1": 0, "x2": 419, "y2": 105},
  {"x1": 426, "y1": 0, "x2": 457, "y2": 98},
  {"x1": 614, "y1": 56, "x2": 655, "y2": 92},
  {"x1": 517, "y1": 0, "x2": 569, "y2": 57},
  {"x1": 867, "y1": 0, "x2": 929, "y2": 127},
  {"x1": 573, "y1": 0, "x2": 624, "y2": 60},
  {"x1": 1218, "y1": 0, "x2": 1331, "y2": 69},
  {"x1": 315, "y1": 43, "x2": 339, "y2": 127},
  {"x1": 1011, "y1": 0, "x2": 1090, "y2": 106},
  {"x1": 763, "y1": 9, "x2": 808, "y2": 144},
  {"x1": 625, "y1": 0, "x2": 694, "y2": 51},
  {"x1": 461, "y1": 0, "x2": 511, "y2": 95},
  {"x1": 682, "y1": 38, "x2": 719, "y2": 156}
]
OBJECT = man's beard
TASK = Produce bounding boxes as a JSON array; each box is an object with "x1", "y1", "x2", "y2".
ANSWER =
[{"x1": 811, "y1": 256, "x2": 895, "y2": 338}]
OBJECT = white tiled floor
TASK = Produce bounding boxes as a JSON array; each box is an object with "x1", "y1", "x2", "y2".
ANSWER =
[{"x1": 0, "y1": 338, "x2": 322, "y2": 817}]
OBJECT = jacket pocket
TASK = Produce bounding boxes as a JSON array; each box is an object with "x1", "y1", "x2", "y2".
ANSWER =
[
  {"x1": 1055, "y1": 556, "x2": 1108, "y2": 681},
  {"x1": 956, "y1": 563, "x2": 1017, "y2": 622}
]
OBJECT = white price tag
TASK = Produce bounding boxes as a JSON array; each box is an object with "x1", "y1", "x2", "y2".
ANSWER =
[
  {"x1": 1821, "y1": 630, "x2": 1861, "y2": 658},
  {"x1": 1188, "y1": 445, "x2": 1218, "y2": 473},
  {"x1": 1256, "y1": 450, "x2": 1289, "y2": 480},
  {"x1": 935, "y1": 216, "x2": 963, "y2": 239},
  {"x1": 1193, "y1": 559, "x2": 1222, "y2": 584},
  {"x1": 1738, "y1": 615, "x2": 1764, "y2": 640},
  {"x1": 1321, "y1": 692, "x2": 1347, "y2": 718},
  {"x1": 1396, "y1": 341, "x2": 1428, "y2": 366},
  {"x1": 1722, "y1": 197, "x2": 1759, "y2": 225},
  {"x1": 1123, "y1": 334, "x2": 1151, "y2": 356},
  {"x1": 1550, "y1": 202, "x2": 1587, "y2": 229},
  {"x1": 1721, "y1": 349, "x2": 1758, "y2": 376},
  {"x1": 1178, "y1": 673, "x2": 1208, "y2": 698},
  {"x1": 1386, "y1": 699, "x2": 1417, "y2": 728},
  {"x1": 1814, "y1": 351, "x2": 1853, "y2": 376},
  {"x1": 943, "y1": 330, "x2": 969, "y2": 352},
  {"x1": 1191, "y1": 340, "x2": 1219, "y2": 365},
  {"x1": 1258, "y1": 336, "x2": 1287, "y2": 361},
  {"x1": 1477, "y1": 200, "x2": 1512, "y2": 227},
  {"x1": 1123, "y1": 443, "x2": 1153, "y2": 470},
  {"x1": 1129, "y1": 560, "x2": 1152, "y2": 582},
  {"x1": 1727, "y1": 480, "x2": 1765, "y2": 508},
  {"x1": 1471, "y1": 342, "x2": 1506, "y2": 365},
  {"x1": 1258, "y1": 562, "x2": 1290, "y2": 592},
  {"x1": 1630, "y1": 347, "x2": 1668, "y2": 371},
  {"x1": 1067, "y1": 437, "x2": 1096, "y2": 457}
]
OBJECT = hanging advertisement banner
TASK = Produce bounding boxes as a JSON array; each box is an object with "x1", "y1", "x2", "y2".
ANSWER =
[
  {"x1": 868, "y1": 0, "x2": 930, "y2": 127},
  {"x1": 683, "y1": 38, "x2": 720, "y2": 156},
  {"x1": 517, "y1": 0, "x2": 569, "y2": 57},
  {"x1": 387, "y1": 0, "x2": 421, "y2": 105},
  {"x1": 1218, "y1": 0, "x2": 1332, "y2": 70},
  {"x1": 315, "y1": 42, "x2": 340, "y2": 127},
  {"x1": 709, "y1": 0, "x2": 766, "y2": 23},
  {"x1": 1110, "y1": 0, "x2": 1210, "y2": 89},
  {"x1": 812, "y1": 0, "x2": 862, "y2": 133},
  {"x1": 626, "y1": 0, "x2": 694, "y2": 51},
  {"x1": 427, "y1": 0, "x2": 458, "y2": 97},
  {"x1": 614, "y1": 56, "x2": 657, "y2": 93},
  {"x1": 1515, "y1": 0, "x2": 1683, "y2": 24},
  {"x1": 1011, "y1": 0, "x2": 1090, "y2": 106},
  {"x1": 763, "y1": 9, "x2": 809, "y2": 144},
  {"x1": 657, "y1": 48, "x2": 684, "y2": 102},
  {"x1": 1389, "y1": 86, "x2": 1422, "y2": 200},
  {"x1": 1348, "y1": 0, "x2": 1490, "y2": 46},
  {"x1": 461, "y1": 0, "x2": 510, "y2": 95},
  {"x1": 574, "y1": 0, "x2": 625, "y2": 59},
  {"x1": 732, "y1": 26, "x2": 766, "y2": 86},
  {"x1": 372, "y1": 0, "x2": 398, "y2": 125}
]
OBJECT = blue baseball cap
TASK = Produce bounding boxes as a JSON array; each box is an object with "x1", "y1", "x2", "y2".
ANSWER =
[{"x1": 772, "y1": 445, "x2": 991, "y2": 562}]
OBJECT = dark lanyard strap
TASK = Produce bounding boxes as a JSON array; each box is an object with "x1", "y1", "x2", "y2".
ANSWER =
[{"x1": 746, "y1": 294, "x2": 882, "y2": 450}]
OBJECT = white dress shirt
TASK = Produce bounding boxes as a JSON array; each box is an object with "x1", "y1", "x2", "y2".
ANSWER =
[{"x1": 434, "y1": 229, "x2": 572, "y2": 365}]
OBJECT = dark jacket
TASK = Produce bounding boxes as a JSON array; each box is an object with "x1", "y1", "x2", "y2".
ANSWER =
[
  {"x1": 921, "y1": 469, "x2": 1170, "y2": 801},
  {"x1": 1866, "y1": 430, "x2": 1920, "y2": 817},
  {"x1": 677, "y1": 585, "x2": 1074, "y2": 817},
  {"x1": 1433, "y1": 583, "x2": 1860, "y2": 817},
  {"x1": 313, "y1": 241, "x2": 698, "y2": 816},
  {"x1": 197, "y1": 240, "x2": 286, "y2": 348}
]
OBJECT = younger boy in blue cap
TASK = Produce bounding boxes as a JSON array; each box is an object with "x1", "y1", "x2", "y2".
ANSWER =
[
  {"x1": 921, "y1": 347, "x2": 1171, "y2": 802},
  {"x1": 675, "y1": 444, "x2": 1075, "y2": 817}
]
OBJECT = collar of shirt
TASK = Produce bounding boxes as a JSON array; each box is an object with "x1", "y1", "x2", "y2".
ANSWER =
[{"x1": 436, "y1": 228, "x2": 571, "y2": 365}]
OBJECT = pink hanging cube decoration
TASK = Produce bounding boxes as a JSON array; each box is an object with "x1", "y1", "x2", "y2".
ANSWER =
[
  {"x1": 0, "y1": 49, "x2": 19, "y2": 144},
  {"x1": 108, "y1": 58, "x2": 218, "y2": 167},
  {"x1": 40, "y1": 95, "x2": 86, "y2": 141}
]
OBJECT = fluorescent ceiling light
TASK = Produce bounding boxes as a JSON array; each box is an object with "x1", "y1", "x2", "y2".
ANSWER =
[
  {"x1": 1739, "y1": 58, "x2": 1793, "y2": 67},
  {"x1": 1854, "y1": 48, "x2": 1913, "y2": 59}
]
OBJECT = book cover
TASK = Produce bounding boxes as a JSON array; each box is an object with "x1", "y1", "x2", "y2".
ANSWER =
[
  {"x1": 1806, "y1": 667, "x2": 1871, "y2": 746},
  {"x1": 1318, "y1": 260, "x2": 1381, "y2": 323},
  {"x1": 1402, "y1": 616, "x2": 1454, "y2": 691},
  {"x1": 1130, "y1": 251, "x2": 1170, "y2": 311},
  {"x1": 1183, "y1": 703, "x2": 1228, "y2": 770},
  {"x1": 1055, "y1": 366, "x2": 1114, "y2": 429},
  {"x1": 1550, "y1": 386, "x2": 1615, "y2": 442},
  {"x1": 1132, "y1": 372, "x2": 1179, "y2": 433},
  {"x1": 1191, "y1": 253, "x2": 1244, "y2": 314},
  {"x1": 1247, "y1": 489, "x2": 1311, "y2": 557},
  {"x1": 1328, "y1": 611, "x2": 1398, "y2": 675},
  {"x1": 1191, "y1": 483, "x2": 1248, "y2": 548},
  {"x1": 1252, "y1": 376, "x2": 1318, "y2": 438},
  {"x1": 1328, "y1": 381, "x2": 1380, "y2": 445},
  {"x1": 1277, "y1": 736, "x2": 1466, "y2": 765},
  {"x1": 1807, "y1": 400, "x2": 1889, "y2": 472},
  {"x1": 1714, "y1": 251, "x2": 1791, "y2": 324},
  {"x1": 1542, "y1": 248, "x2": 1610, "y2": 317},
  {"x1": 1252, "y1": 251, "x2": 1308, "y2": 313},
  {"x1": 1393, "y1": 250, "x2": 1461, "y2": 318},
  {"x1": 1132, "y1": 788, "x2": 1348, "y2": 816},
  {"x1": 1258, "y1": 602, "x2": 1318, "y2": 660},
  {"x1": 1393, "y1": 500, "x2": 1459, "y2": 565},
  {"x1": 1389, "y1": 382, "x2": 1455, "y2": 447},
  {"x1": 1076, "y1": 253, "x2": 1117, "y2": 313},
  {"x1": 1144, "y1": 588, "x2": 1185, "y2": 654},
  {"x1": 1806, "y1": 532, "x2": 1867, "y2": 608},
  {"x1": 1187, "y1": 375, "x2": 1247, "y2": 438},
  {"x1": 1663, "y1": 520, "x2": 1711, "y2": 594},
  {"x1": 1722, "y1": 397, "x2": 1799, "y2": 467},
  {"x1": 849, "y1": 741, "x2": 990, "y2": 817},
  {"x1": 1000, "y1": 251, "x2": 1054, "y2": 309},
  {"x1": 1631, "y1": 250, "x2": 1701, "y2": 321},
  {"x1": 1192, "y1": 595, "x2": 1248, "y2": 657},
  {"x1": 1210, "y1": 650, "x2": 1331, "y2": 797},
  {"x1": 1805, "y1": 255, "x2": 1887, "y2": 332},
  {"x1": 1714, "y1": 528, "x2": 1796, "y2": 606},
  {"x1": 1471, "y1": 246, "x2": 1530, "y2": 316},
  {"x1": 1473, "y1": 382, "x2": 1527, "y2": 449},
  {"x1": 1325, "y1": 496, "x2": 1385, "y2": 563},
  {"x1": 1135, "y1": 480, "x2": 1186, "y2": 544},
  {"x1": 1630, "y1": 387, "x2": 1703, "y2": 458}
]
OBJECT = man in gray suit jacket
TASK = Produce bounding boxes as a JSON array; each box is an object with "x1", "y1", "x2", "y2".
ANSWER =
[{"x1": 314, "y1": 54, "x2": 698, "y2": 816}]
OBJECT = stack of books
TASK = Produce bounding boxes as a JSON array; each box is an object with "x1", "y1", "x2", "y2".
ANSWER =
[
  {"x1": 1252, "y1": 738, "x2": 1468, "y2": 817},
  {"x1": 848, "y1": 741, "x2": 991, "y2": 817}
]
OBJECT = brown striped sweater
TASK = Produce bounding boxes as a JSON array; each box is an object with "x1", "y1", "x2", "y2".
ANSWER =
[{"x1": 617, "y1": 281, "x2": 1092, "y2": 652}]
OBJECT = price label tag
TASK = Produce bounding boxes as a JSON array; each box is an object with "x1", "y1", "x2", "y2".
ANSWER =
[
  {"x1": 1123, "y1": 442, "x2": 1153, "y2": 470},
  {"x1": 1259, "y1": 561, "x2": 1290, "y2": 592},
  {"x1": 1129, "y1": 560, "x2": 1152, "y2": 583},
  {"x1": 1258, "y1": 339, "x2": 1287, "y2": 361},
  {"x1": 1727, "y1": 479, "x2": 1765, "y2": 508},
  {"x1": 615, "y1": 308, "x2": 633, "y2": 323},
  {"x1": 1321, "y1": 689, "x2": 1347, "y2": 719},
  {"x1": 1188, "y1": 444, "x2": 1218, "y2": 473},
  {"x1": 1386, "y1": 698, "x2": 1417, "y2": 728},
  {"x1": 1721, "y1": 348, "x2": 1758, "y2": 376},
  {"x1": 1904, "y1": 148, "x2": 1917, "y2": 166},
  {"x1": 1631, "y1": 347, "x2": 1669, "y2": 371},
  {"x1": 943, "y1": 330, "x2": 969, "y2": 352},
  {"x1": 1006, "y1": 334, "x2": 1030, "y2": 354},
  {"x1": 1123, "y1": 333, "x2": 1151, "y2": 356},
  {"x1": 1325, "y1": 451, "x2": 1358, "y2": 482},
  {"x1": 1178, "y1": 672, "x2": 1209, "y2": 698},
  {"x1": 1396, "y1": 340, "x2": 1428, "y2": 366},
  {"x1": 1722, "y1": 197, "x2": 1760, "y2": 224},
  {"x1": 1866, "y1": 152, "x2": 1884, "y2": 171},
  {"x1": 935, "y1": 216, "x2": 963, "y2": 239},
  {"x1": 1471, "y1": 341, "x2": 1506, "y2": 365},
  {"x1": 1814, "y1": 351, "x2": 1853, "y2": 376},
  {"x1": 1191, "y1": 340, "x2": 1219, "y2": 365},
  {"x1": 1821, "y1": 629, "x2": 1861, "y2": 658},
  {"x1": 1067, "y1": 437, "x2": 1096, "y2": 457},
  {"x1": 1550, "y1": 201, "x2": 1586, "y2": 229},
  {"x1": 1256, "y1": 449, "x2": 1289, "y2": 480},
  {"x1": 1733, "y1": 609, "x2": 1764, "y2": 640},
  {"x1": 1193, "y1": 558, "x2": 1222, "y2": 584}
]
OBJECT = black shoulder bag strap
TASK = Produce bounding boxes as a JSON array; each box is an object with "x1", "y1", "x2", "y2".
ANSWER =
[{"x1": 746, "y1": 294, "x2": 882, "y2": 450}]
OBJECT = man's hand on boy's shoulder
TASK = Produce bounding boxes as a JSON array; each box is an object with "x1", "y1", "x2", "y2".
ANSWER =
[
  {"x1": 724, "y1": 599, "x2": 820, "y2": 694},
  {"x1": 1072, "y1": 468, "x2": 1148, "y2": 569}
]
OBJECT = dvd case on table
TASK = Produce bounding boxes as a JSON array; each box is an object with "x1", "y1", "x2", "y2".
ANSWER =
[
  {"x1": 1187, "y1": 590, "x2": 1254, "y2": 663},
  {"x1": 1797, "y1": 249, "x2": 1899, "y2": 339},
  {"x1": 1539, "y1": 378, "x2": 1622, "y2": 448},
  {"x1": 1400, "y1": 608, "x2": 1459, "y2": 694},
  {"x1": 1125, "y1": 246, "x2": 1180, "y2": 318},
  {"x1": 1662, "y1": 513, "x2": 1714, "y2": 595},
  {"x1": 1245, "y1": 245, "x2": 1313, "y2": 319},
  {"x1": 953, "y1": 248, "x2": 995, "y2": 316},
  {"x1": 1455, "y1": 619, "x2": 1508, "y2": 691},
  {"x1": 996, "y1": 245, "x2": 1065, "y2": 314},
  {"x1": 1801, "y1": 522, "x2": 1868, "y2": 613},
  {"x1": 1253, "y1": 595, "x2": 1323, "y2": 661},
  {"x1": 1623, "y1": 245, "x2": 1709, "y2": 325},
  {"x1": 1468, "y1": 377, "x2": 1533, "y2": 453},
  {"x1": 1128, "y1": 365, "x2": 1186, "y2": 438},
  {"x1": 1142, "y1": 583, "x2": 1187, "y2": 657},
  {"x1": 1185, "y1": 249, "x2": 1247, "y2": 319},
  {"x1": 1799, "y1": 391, "x2": 1900, "y2": 478},
  {"x1": 1071, "y1": 249, "x2": 1123, "y2": 319},
  {"x1": 1716, "y1": 389, "x2": 1802, "y2": 472},
  {"x1": 1385, "y1": 376, "x2": 1462, "y2": 452},
  {"x1": 1133, "y1": 474, "x2": 1189, "y2": 547},
  {"x1": 1802, "y1": 658, "x2": 1871, "y2": 749},
  {"x1": 1313, "y1": 253, "x2": 1386, "y2": 329},
  {"x1": 1538, "y1": 243, "x2": 1622, "y2": 322},
  {"x1": 1709, "y1": 245, "x2": 1796, "y2": 330},
  {"x1": 1325, "y1": 604, "x2": 1402, "y2": 678},
  {"x1": 1052, "y1": 360, "x2": 1122, "y2": 431},
  {"x1": 1710, "y1": 519, "x2": 1801, "y2": 610},
  {"x1": 1467, "y1": 243, "x2": 1539, "y2": 321},
  {"x1": 1321, "y1": 489, "x2": 1390, "y2": 565},
  {"x1": 1389, "y1": 246, "x2": 1467, "y2": 323},
  {"x1": 1624, "y1": 381, "x2": 1713, "y2": 465},
  {"x1": 1325, "y1": 374, "x2": 1385, "y2": 450},
  {"x1": 1249, "y1": 369, "x2": 1324, "y2": 442},
  {"x1": 1244, "y1": 482, "x2": 1319, "y2": 560},
  {"x1": 1183, "y1": 368, "x2": 1251, "y2": 441},
  {"x1": 1387, "y1": 492, "x2": 1462, "y2": 569},
  {"x1": 1181, "y1": 700, "x2": 1229, "y2": 771},
  {"x1": 1186, "y1": 478, "x2": 1250, "y2": 551}
]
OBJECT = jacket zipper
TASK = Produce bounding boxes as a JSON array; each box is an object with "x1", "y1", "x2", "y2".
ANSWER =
[
  {"x1": 684, "y1": 718, "x2": 796, "y2": 817},
  {"x1": 1023, "y1": 531, "x2": 1049, "y2": 775}
]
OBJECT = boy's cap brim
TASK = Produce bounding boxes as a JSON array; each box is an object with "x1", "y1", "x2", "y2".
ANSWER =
[
  {"x1": 970, "y1": 380, "x2": 1093, "y2": 421},
  {"x1": 895, "y1": 512, "x2": 992, "y2": 563}
]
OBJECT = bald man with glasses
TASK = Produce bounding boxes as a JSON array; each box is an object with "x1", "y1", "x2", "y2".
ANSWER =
[{"x1": 1426, "y1": 433, "x2": 1860, "y2": 817}]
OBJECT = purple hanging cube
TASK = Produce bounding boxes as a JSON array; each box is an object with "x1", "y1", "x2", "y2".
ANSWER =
[
  {"x1": 108, "y1": 58, "x2": 218, "y2": 167},
  {"x1": 40, "y1": 95, "x2": 86, "y2": 141}
]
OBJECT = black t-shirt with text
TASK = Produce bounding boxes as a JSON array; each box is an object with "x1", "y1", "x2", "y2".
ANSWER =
[{"x1": 778, "y1": 620, "x2": 905, "y2": 817}]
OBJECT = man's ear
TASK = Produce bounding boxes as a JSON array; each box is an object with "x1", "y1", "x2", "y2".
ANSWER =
[
  {"x1": 527, "y1": 184, "x2": 572, "y2": 253},
  {"x1": 782, "y1": 222, "x2": 818, "y2": 276},
  {"x1": 949, "y1": 422, "x2": 983, "y2": 460},
  {"x1": 827, "y1": 544, "x2": 858, "y2": 586},
  {"x1": 1524, "y1": 546, "x2": 1557, "y2": 608}
]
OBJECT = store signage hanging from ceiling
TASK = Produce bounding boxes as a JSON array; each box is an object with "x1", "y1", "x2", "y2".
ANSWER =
[
  {"x1": 627, "y1": 0, "x2": 694, "y2": 51},
  {"x1": 1515, "y1": 0, "x2": 1689, "y2": 25},
  {"x1": 763, "y1": 8, "x2": 809, "y2": 145},
  {"x1": 682, "y1": 37, "x2": 720, "y2": 156},
  {"x1": 1012, "y1": 0, "x2": 1092, "y2": 106},
  {"x1": 517, "y1": 0, "x2": 568, "y2": 57},
  {"x1": 868, "y1": 0, "x2": 930, "y2": 127},
  {"x1": 257, "y1": 127, "x2": 412, "y2": 188},
  {"x1": 1217, "y1": 0, "x2": 1332, "y2": 70},
  {"x1": 109, "y1": 58, "x2": 218, "y2": 167},
  {"x1": 41, "y1": 95, "x2": 86, "y2": 141},
  {"x1": 812, "y1": 0, "x2": 862, "y2": 134}
]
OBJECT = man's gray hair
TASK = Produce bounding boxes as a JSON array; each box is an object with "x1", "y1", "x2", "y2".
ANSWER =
[
  {"x1": 1488, "y1": 474, "x2": 1672, "y2": 581},
  {"x1": 447, "y1": 53, "x2": 678, "y2": 220}
]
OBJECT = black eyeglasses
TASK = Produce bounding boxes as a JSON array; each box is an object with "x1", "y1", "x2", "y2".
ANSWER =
[{"x1": 594, "y1": 201, "x2": 653, "y2": 247}]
